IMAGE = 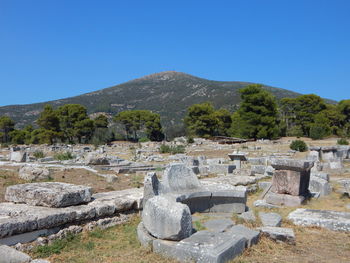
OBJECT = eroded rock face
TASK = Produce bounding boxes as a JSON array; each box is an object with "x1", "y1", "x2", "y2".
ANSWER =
[
  {"x1": 18, "y1": 166, "x2": 50, "y2": 181},
  {"x1": 142, "y1": 196, "x2": 192, "y2": 241},
  {"x1": 5, "y1": 182, "x2": 92, "y2": 208}
]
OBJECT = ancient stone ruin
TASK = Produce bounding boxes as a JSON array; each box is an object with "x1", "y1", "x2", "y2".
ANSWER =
[{"x1": 138, "y1": 163, "x2": 260, "y2": 262}]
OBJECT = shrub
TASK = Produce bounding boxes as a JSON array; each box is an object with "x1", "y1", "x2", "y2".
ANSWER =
[
  {"x1": 290, "y1": 140, "x2": 308, "y2": 152},
  {"x1": 309, "y1": 125, "x2": 330, "y2": 140},
  {"x1": 54, "y1": 151, "x2": 74, "y2": 161},
  {"x1": 138, "y1": 137, "x2": 150, "y2": 143},
  {"x1": 33, "y1": 151, "x2": 45, "y2": 159},
  {"x1": 337, "y1": 138, "x2": 349, "y2": 145},
  {"x1": 187, "y1": 137, "x2": 194, "y2": 144},
  {"x1": 159, "y1": 144, "x2": 185, "y2": 154}
]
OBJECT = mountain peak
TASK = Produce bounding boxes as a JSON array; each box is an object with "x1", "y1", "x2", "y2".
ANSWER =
[{"x1": 135, "y1": 71, "x2": 194, "y2": 81}]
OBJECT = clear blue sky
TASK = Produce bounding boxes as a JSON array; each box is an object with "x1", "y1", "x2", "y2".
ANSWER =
[{"x1": 0, "y1": 0, "x2": 349, "y2": 106}]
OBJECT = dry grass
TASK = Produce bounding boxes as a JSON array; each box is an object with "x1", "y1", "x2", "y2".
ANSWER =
[{"x1": 31, "y1": 215, "x2": 177, "y2": 263}]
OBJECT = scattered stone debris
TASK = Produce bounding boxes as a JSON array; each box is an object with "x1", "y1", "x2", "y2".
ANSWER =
[
  {"x1": 259, "y1": 212, "x2": 282, "y2": 227},
  {"x1": 257, "y1": 227, "x2": 296, "y2": 245}
]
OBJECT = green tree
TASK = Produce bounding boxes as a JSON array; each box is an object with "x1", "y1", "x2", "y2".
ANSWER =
[
  {"x1": 56, "y1": 104, "x2": 91, "y2": 143},
  {"x1": 212, "y1": 109, "x2": 232, "y2": 136},
  {"x1": 114, "y1": 110, "x2": 164, "y2": 141},
  {"x1": 37, "y1": 105, "x2": 60, "y2": 131},
  {"x1": 0, "y1": 116, "x2": 15, "y2": 143},
  {"x1": 231, "y1": 85, "x2": 280, "y2": 139},
  {"x1": 337, "y1": 99, "x2": 350, "y2": 136},
  {"x1": 94, "y1": 114, "x2": 109, "y2": 128},
  {"x1": 293, "y1": 94, "x2": 327, "y2": 136},
  {"x1": 184, "y1": 102, "x2": 218, "y2": 138}
]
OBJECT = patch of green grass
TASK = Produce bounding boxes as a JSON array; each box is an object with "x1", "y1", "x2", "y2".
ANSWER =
[
  {"x1": 33, "y1": 233, "x2": 80, "y2": 258},
  {"x1": 194, "y1": 221, "x2": 206, "y2": 231},
  {"x1": 131, "y1": 175, "x2": 143, "y2": 188},
  {"x1": 159, "y1": 144, "x2": 185, "y2": 154},
  {"x1": 54, "y1": 152, "x2": 75, "y2": 161},
  {"x1": 33, "y1": 151, "x2": 45, "y2": 159}
]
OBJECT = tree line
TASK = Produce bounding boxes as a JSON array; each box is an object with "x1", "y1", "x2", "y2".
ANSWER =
[{"x1": 1, "y1": 84, "x2": 349, "y2": 145}]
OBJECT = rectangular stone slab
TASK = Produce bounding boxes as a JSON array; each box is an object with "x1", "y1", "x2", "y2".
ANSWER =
[
  {"x1": 265, "y1": 192, "x2": 305, "y2": 207},
  {"x1": 287, "y1": 209, "x2": 350, "y2": 231},
  {"x1": 270, "y1": 159, "x2": 314, "y2": 172},
  {"x1": 153, "y1": 230, "x2": 246, "y2": 263},
  {"x1": 0, "y1": 188, "x2": 143, "y2": 239},
  {"x1": 5, "y1": 182, "x2": 93, "y2": 208}
]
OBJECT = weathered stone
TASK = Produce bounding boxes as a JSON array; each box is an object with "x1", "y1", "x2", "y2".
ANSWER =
[
  {"x1": 250, "y1": 165, "x2": 266, "y2": 176},
  {"x1": 85, "y1": 153, "x2": 110, "y2": 165},
  {"x1": 309, "y1": 176, "x2": 332, "y2": 196},
  {"x1": 247, "y1": 157, "x2": 268, "y2": 165},
  {"x1": 153, "y1": 230, "x2": 246, "y2": 263},
  {"x1": 265, "y1": 192, "x2": 305, "y2": 207},
  {"x1": 257, "y1": 227, "x2": 295, "y2": 245},
  {"x1": 253, "y1": 199, "x2": 280, "y2": 209},
  {"x1": 228, "y1": 224, "x2": 260, "y2": 247},
  {"x1": 271, "y1": 168, "x2": 310, "y2": 196},
  {"x1": 142, "y1": 196, "x2": 192, "y2": 241},
  {"x1": 0, "y1": 245, "x2": 31, "y2": 262},
  {"x1": 311, "y1": 172, "x2": 329, "y2": 182},
  {"x1": 137, "y1": 222, "x2": 155, "y2": 248},
  {"x1": 162, "y1": 163, "x2": 201, "y2": 193},
  {"x1": 238, "y1": 210, "x2": 256, "y2": 222},
  {"x1": 176, "y1": 186, "x2": 247, "y2": 214},
  {"x1": 5, "y1": 182, "x2": 92, "y2": 208},
  {"x1": 143, "y1": 172, "x2": 160, "y2": 207},
  {"x1": 18, "y1": 166, "x2": 50, "y2": 181},
  {"x1": 0, "y1": 188, "x2": 143, "y2": 240},
  {"x1": 339, "y1": 179, "x2": 350, "y2": 196},
  {"x1": 228, "y1": 152, "x2": 247, "y2": 169},
  {"x1": 288, "y1": 209, "x2": 350, "y2": 231},
  {"x1": 10, "y1": 151, "x2": 27, "y2": 163},
  {"x1": 270, "y1": 159, "x2": 314, "y2": 172},
  {"x1": 208, "y1": 164, "x2": 235, "y2": 175},
  {"x1": 259, "y1": 212, "x2": 282, "y2": 227},
  {"x1": 308, "y1": 150, "x2": 320, "y2": 162},
  {"x1": 31, "y1": 260, "x2": 51, "y2": 263},
  {"x1": 258, "y1": 181, "x2": 272, "y2": 190},
  {"x1": 203, "y1": 219, "x2": 234, "y2": 232}
]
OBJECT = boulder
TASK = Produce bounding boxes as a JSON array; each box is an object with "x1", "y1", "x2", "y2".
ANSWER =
[
  {"x1": 0, "y1": 245, "x2": 31, "y2": 263},
  {"x1": 259, "y1": 212, "x2": 282, "y2": 227},
  {"x1": 5, "y1": 182, "x2": 92, "y2": 208},
  {"x1": 142, "y1": 196, "x2": 192, "y2": 241},
  {"x1": 257, "y1": 227, "x2": 295, "y2": 244},
  {"x1": 238, "y1": 210, "x2": 256, "y2": 222},
  {"x1": 18, "y1": 166, "x2": 50, "y2": 181}
]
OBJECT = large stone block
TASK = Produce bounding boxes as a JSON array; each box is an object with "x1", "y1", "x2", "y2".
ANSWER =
[
  {"x1": 5, "y1": 182, "x2": 92, "y2": 208},
  {"x1": 10, "y1": 151, "x2": 27, "y2": 163},
  {"x1": 288, "y1": 208, "x2": 350, "y2": 231},
  {"x1": 265, "y1": 192, "x2": 305, "y2": 207},
  {"x1": 162, "y1": 163, "x2": 201, "y2": 193},
  {"x1": 259, "y1": 212, "x2": 282, "y2": 227},
  {"x1": 228, "y1": 224, "x2": 260, "y2": 247},
  {"x1": 153, "y1": 230, "x2": 246, "y2": 263},
  {"x1": 271, "y1": 170, "x2": 310, "y2": 196},
  {"x1": 208, "y1": 164, "x2": 235, "y2": 175},
  {"x1": 137, "y1": 222, "x2": 155, "y2": 248},
  {"x1": 142, "y1": 196, "x2": 192, "y2": 241},
  {"x1": 143, "y1": 172, "x2": 160, "y2": 207},
  {"x1": 270, "y1": 159, "x2": 314, "y2": 172},
  {"x1": 0, "y1": 245, "x2": 32, "y2": 262},
  {"x1": 18, "y1": 166, "x2": 50, "y2": 181},
  {"x1": 309, "y1": 176, "x2": 332, "y2": 196}
]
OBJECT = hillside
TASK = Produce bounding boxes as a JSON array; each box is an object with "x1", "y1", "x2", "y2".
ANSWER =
[{"x1": 0, "y1": 71, "x2": 314, "y2": 131}]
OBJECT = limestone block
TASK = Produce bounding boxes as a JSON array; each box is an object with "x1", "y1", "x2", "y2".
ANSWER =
[
  {"x1": 0, "y1": 245, "x2": 31, "y2": 263},
  {"x1": 259, "y1": 212, "x2": 282, "y2": 227},
  {"x1": 257, "y1": 227, "x2": 295, "y2": 245},
  {"x1": 271, "y1": 170, "x2": 310, "y2": 196},
  {"x1": 288, "y1": 208, "x2": 350, "y2": 231},
  {"x1": 18, "y1": 166, "x2": 50, "y2": 181},
  {"x1": 142, "y1": 196, "x2": 192, "y2": 241},
  {"x1": 5, "y1": 182, "x2": 92, "y2": 208}
]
